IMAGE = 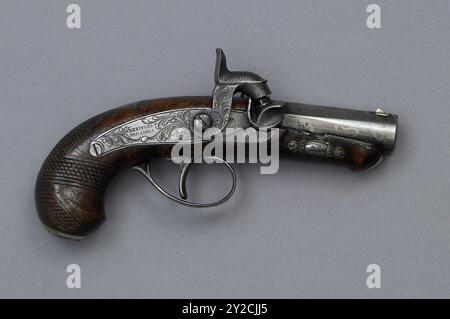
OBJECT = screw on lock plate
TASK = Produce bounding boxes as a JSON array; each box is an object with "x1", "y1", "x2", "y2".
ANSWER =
[{"x1": 192, "y1": 112, "x2": 213, "y2": 133}]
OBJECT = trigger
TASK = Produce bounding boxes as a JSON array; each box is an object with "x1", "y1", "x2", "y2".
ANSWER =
[{"x1": 178, "y1": 162, "x2": 192, "y2": 200}]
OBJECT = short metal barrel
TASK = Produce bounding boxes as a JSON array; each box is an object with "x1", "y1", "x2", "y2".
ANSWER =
[{"x1": 281, "y1": 102, "x2": 398, "y2": 151}]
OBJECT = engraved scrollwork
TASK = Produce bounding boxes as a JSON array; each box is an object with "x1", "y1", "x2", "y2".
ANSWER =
[
  {"x1": 90, "y1": 106, "x2": 250, "y2": 157},
  {"x1": 90, "y1": 109, "x2": 197, "y2": 156},
  {"x1": 90, "y1": 126, "x2": 141, "y2": 156},
  {"x1": 211, "y1": 85, "x2": 236, "y2": 129},
  {"x1": 285, "y1": 131, "x2": 342, "y2": 160},
  {"x1": 141, "y1": 110, "x2": 191, "y2": 141}
]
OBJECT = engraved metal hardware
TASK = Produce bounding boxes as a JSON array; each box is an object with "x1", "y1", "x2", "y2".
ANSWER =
[
  {"x1": 90, "y1": 108, "x2": 252, "y2": 156},
  {"x1": 209, "y1": 48, "x2": 273, "y2": 130},
  {"x1": 90, "y1": 108, "x2": 195, "y2": 156},
  {"x1": 90, "y1": 49, "x2": 282, "y2": 157},
  {"x1": 281, "y1": 102, "x2": 398, "y2": 151},
  {"x1": 87, "y1": 49, "x2": 397, "y2": 209},
  {"x1": 192, "y1": 111, "x2": 213, "y2": 134},
  {"x1": 35, "y1": 48, "x2": 400, "y2": 240}
]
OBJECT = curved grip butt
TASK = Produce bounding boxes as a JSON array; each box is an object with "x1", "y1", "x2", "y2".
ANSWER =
[{"x1": 35, "y1": 97, "x2": 230, "y2": 239}]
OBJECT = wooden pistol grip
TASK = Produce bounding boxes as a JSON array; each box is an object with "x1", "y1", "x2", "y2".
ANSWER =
[{"x1": 35, "y1": 97, "x2": 246, "y2": 239}]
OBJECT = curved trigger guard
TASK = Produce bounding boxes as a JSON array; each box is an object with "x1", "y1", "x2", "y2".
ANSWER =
[
  {"x1": 178, "y1": 161, "x2": 191, "y2": 200},
  {"x1": 132, "y1": 157, "x2": 236, "y2": 208}
]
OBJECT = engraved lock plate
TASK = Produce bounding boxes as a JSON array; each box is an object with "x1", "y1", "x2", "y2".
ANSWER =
[
  {"x1": 90, "y1": 108, "x2": 250, "y2": 156},
  {"x1": 90, "y1": 48, "x2": 273, "y2": 157}
]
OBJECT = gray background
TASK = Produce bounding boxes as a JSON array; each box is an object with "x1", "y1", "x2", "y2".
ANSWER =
[{"x1": 0, "y1": 0, "x2": 449, "y2": 298}]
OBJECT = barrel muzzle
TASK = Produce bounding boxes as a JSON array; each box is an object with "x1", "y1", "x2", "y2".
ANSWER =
[{"x1": 280, "y1": 102, "x2": 398, "y2": 153}]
